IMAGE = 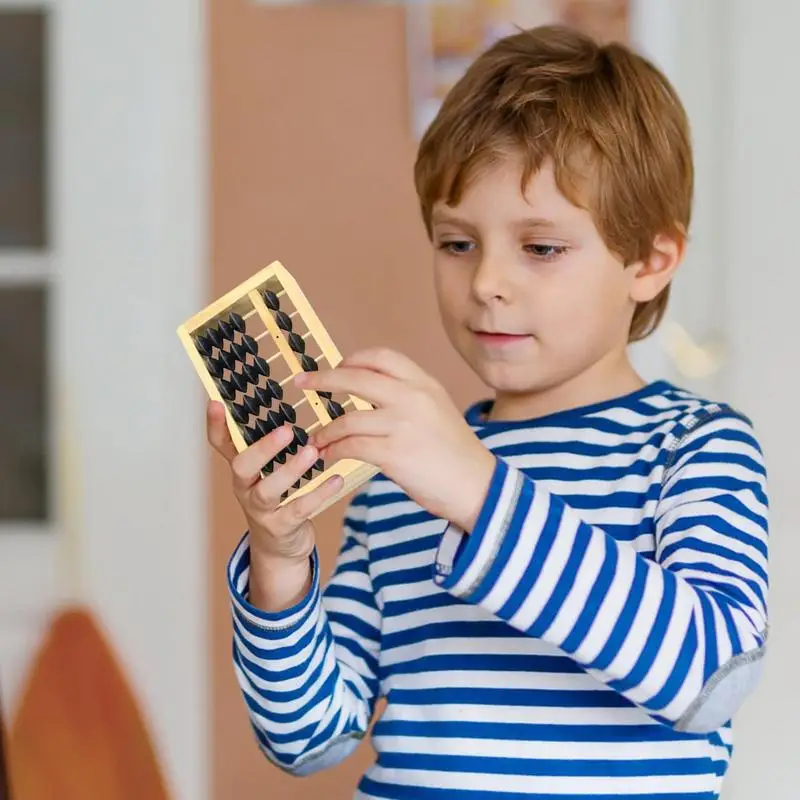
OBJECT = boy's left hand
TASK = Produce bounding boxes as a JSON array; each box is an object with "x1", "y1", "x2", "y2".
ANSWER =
[{"x1": 294, "y1": 347, "x2": 496, "y2": 532}]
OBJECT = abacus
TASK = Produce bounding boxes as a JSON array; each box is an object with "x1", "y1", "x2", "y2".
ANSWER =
[{"x1": 177, "y1": 260, "x2": 379, "y2": 517}]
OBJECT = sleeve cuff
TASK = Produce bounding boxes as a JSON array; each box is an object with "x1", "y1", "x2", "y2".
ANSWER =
[
  {"x1": 227, "y1": 531, "x2": 320, "y2": 638},
  {"x1": 433, "y1": 456, "x2": 530, "y2": 598}
]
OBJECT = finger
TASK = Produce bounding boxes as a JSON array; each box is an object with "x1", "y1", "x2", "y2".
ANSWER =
[
  {"x1": 230, "y1": 424, "x2": 296, "y2": 492},
  {"x1": 319, "y1": 435, "x2": 383, "y2": 470},
  {"x1": 206, "y1": 400, "x2": 237, "y2": 461},
  {"x1": 277, "y1": 472, "x2": 345, "y2": 526},
  {"x1": 310, "y1": 409, "x2": 391, "y2": 450},
  {"x1": 250, "y1": 443, "x2": 322, "y2": 510},
  {"x1": 342, "y1": 347, "x2": 430, "y2": 382},
  {"x1": 295, "y1": 365, "x2": 398, "y2": 408}
]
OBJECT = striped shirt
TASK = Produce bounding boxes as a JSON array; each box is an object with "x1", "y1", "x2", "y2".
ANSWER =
[{"x1": 227, "y1": 379, "x2": 769, "y2": 799}]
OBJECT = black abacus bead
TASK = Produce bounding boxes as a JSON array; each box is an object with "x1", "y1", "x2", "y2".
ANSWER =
[
  {"x1": 231, "y1": 403, "x2": 249, "y2": 424},
  {"x1": 207, "y1": 327, "x2": 223, "y2": 349},
  {"x1": 229, "y1": 311, "x2": 246, "y2": 332},
  {"x1": 254, "y1": 355, "x2": 270, "y2": 377},
  {"x1": 194, "y1": 334, "x2": 213, "y2": 357},
  {"x1": 254, "y1": 386, "x2": 272, "y2": 408},
  {"x1": 326, "y1": 400, "x2": 345, "y2": 418},
  {"x1": 302, "y1": 468, "x2": 314, "y2": 481},
  {"x1": 256, "y1": 418, "x2": 273, "y2": 438},
  {"x1": 219, "y1": 349, "x2": 238, "y2": 371},
  {"x1": 287, "y1": 332, "x2": 305, "y2": 353},
  {"x1": 313, "y1": 458, "x2": 324, "y2": 472},
  {"x1": 266, "y1": 378, "x2": 284, "y2": 401},
  {"x1": 261, "y1": 460, "x2": 274, "y2": 475},
  {"x1": 230, "y1": 341, "x2": 248, "y2": 361},
  {"x1": 279, "y1": 401, "x2": 296, "y2": 424},
  {"x1": 243, "y1": 425, "x2": 259, "y2": 445},
  {"x1": 292, "y1": 479, "x2": 302, "y2": 490},
  {"x1": 266, "y1": 409, "x2": 285, "y2": 430},
  {"x1": 262, "y1": 289, "x2": 280, "y2": 310},
  {"x1": 242, "y1": 334, "x2": 259, "y2": 355},
  {"x1": 217, "y1": 378, "x2": 236, "y2": 401},
  {"x1": 285, "y1": 425, "x2": 307, "y2": 455},
  {"x1": 219, "y1": 319, "x2": 235, "y2": 340},
  {"x1": 205, "y1": 356, "x2": 223, "y2": 379},
  {"x1": 274, "y1": 449, "x2": 287, "y2": 465},
  {"x1": 230, "y1": 371, "x2": 248, "y2": 392},
  {"x1": 243, "y1": 395, "x2": 261, "y2": 415},
  {"x1": 242, "y1": 363, "x2": 260, "y2": 385},
  {"x1": 301, "y1": 354, "x2": 318, "y2": 372},
  {"x1": 274, "y1": 310, "x2": 292, "y2": 331}
]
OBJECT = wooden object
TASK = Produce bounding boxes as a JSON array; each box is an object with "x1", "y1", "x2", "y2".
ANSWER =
[
  {"x1": 177, "y1": 259, "x2": 379, "y2": 517},
  {"x1": 0, "y1": 691, "x2": 9, "y2": 800},
  {"x1": 8, "y1": 611, "x2": 170, "y2": 800},
  {"x1": 7, "y1": 387, "x2": 170, "y2": 799}
]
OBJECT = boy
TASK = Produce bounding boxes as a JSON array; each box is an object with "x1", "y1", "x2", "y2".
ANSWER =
[{"x1": 208, "y1": 25, "x2": 769, "y2": 799}]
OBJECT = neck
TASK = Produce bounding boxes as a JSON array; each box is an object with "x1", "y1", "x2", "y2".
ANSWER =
[{"x1": 488, "y1": 348, "x2": 646, "y2": 422}]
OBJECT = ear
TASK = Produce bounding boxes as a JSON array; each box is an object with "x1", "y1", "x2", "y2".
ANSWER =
[{"x1": 626, "y1": 231, "x2": 686, "y2": 303}]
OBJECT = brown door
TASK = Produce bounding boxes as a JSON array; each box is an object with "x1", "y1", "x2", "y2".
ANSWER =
[
  {"x1": 208, "y1": 2, "x2": 482, "y2": 798},
  {"x1": 0, "y1": 690, "x2": 9, "y2": 800}
]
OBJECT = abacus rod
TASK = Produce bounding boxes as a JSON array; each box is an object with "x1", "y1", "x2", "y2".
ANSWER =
[
  {"x1": 305, "y1": 398, "x2": 355, "y2": 432},
  {"x1": 202, "y1": 303, "x2": 299, "y2": 336},
  {"x1": 254, "y1": 328, "x2": 312, "y2": 344}
]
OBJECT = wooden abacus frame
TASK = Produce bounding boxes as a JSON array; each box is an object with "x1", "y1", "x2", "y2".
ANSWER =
[{"x1": 177, "y1": 260, "x2": 379, "y2": 517}]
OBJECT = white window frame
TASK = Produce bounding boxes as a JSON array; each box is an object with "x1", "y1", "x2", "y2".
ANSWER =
[
  {"x1": 0, "y1": 0, "x2": 62, "y2": 687},
  {"x1": 0, "y1": 3, "x2": 209, "y2": 799}
]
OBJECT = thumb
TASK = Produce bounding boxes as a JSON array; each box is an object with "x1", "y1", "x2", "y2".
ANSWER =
[{"x1": 206, "y1": 399, "x2": 238, "y2": 461}]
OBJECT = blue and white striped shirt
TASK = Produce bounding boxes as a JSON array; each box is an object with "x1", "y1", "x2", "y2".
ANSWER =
[{"x1": 227, "y1": 380, "x2": 769, "y2": 799}]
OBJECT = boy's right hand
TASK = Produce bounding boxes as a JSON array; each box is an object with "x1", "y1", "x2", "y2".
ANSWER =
[{"x1": 206, "y1": 400, "x2": 343, "y2": 612}]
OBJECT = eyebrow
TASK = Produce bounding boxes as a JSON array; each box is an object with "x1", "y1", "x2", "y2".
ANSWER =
[{"x1": 430, "y1": 212, "x2": 564, "y2": 232}]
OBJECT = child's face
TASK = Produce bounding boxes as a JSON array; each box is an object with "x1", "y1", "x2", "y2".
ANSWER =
[{"x1": 430, "y1": 153, "x2": 675, "y2": 414}]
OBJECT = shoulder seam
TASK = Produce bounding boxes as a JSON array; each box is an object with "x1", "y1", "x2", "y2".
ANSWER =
[{"x1": 663, "y1": 401, "x2": 754, "y2": 473}]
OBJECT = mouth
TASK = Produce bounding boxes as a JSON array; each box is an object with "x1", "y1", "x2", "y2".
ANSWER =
[{"x1": 471, "y1": 329, "x2": 533, "y2": 346}]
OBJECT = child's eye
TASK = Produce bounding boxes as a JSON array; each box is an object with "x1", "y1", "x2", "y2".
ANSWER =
[
  {"x1": 525, "y1": 243, "x2": 569, "y2": 260},
  {"x1": 437, "y1": 240, "x2": 474, "y2": 255}
]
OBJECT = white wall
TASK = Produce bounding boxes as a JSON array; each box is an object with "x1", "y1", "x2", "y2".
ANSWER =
[
  {"x1": 716, "y1": 1, "x2": 800, "y2": 797},
  {"x1": 622, "y1": 1, "x2": 797, "y2": 795},
  {"x1": 628, "y1": 0, "x2": 728, "y2": 398},
  {"x1": 55, "y1": 2, "x2": 209, "y2": 797},
  {"x1": 0, "y1": 2, "x2": 209, "y2": 800},
  {"x1": 634, "y1": 1, "x2": 799, "y2": 796}
]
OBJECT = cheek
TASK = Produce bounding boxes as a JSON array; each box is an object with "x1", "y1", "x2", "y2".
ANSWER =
[
  {"x1": 433, "y1": 263, "x2": 467, "y2": 320},
  {"x1": 534, "y1": 260, "x2": 628, "y2": 342}
]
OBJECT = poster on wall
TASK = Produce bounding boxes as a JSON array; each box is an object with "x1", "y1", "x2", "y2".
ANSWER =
[{"x1": 405, "y1": 0, "x2": 629, "y2": 138}]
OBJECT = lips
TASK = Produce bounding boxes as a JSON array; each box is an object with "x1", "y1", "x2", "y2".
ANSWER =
[{"x1": 472, "y1": 330, "x2": 531, "y2": 345}]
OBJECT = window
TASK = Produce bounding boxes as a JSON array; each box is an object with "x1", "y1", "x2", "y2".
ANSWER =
[
  {"x1": 0, "y1": 9, "x2": 46, "y2": 247},
  {"x1": 0, "y1": 7, "x2": 51, "y2": 523}
]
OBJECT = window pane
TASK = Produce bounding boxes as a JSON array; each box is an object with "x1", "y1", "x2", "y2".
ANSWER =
[
  {"x1": 0, "y1": 10, "x2": 46, "y2": 248},
  {"x1": 0, "y1": 287, "x2": 48, "y2": 520}
]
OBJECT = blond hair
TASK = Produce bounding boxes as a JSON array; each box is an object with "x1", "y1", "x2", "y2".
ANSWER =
[{"x1": 414, "y1": 25, "x2": 693, "y2": 341}]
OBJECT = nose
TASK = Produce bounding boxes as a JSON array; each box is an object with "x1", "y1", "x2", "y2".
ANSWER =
[{"x1": 470, "y1": 251, "x2": 514, "y2": 304}]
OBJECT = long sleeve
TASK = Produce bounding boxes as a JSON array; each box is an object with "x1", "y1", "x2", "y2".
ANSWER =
[
  {"x1": 227, "y1": 492, "x2": 381, "y2": 775},
  {"x1": 433, "y1": 407, "x2": 769, "y2": 734}
]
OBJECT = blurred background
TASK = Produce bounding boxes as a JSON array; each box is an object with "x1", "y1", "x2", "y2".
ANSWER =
[{"x1": 0, "y1": 0, "x2": 795, "y2": 798}]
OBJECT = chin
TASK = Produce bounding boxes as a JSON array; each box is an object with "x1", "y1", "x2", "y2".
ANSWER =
[
  {"x1": 462, "y1": 345, "x2": 588, "y2": 400},
  {"x1": 465, "y1": 354, "x2": 549, "y2": 395}
]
